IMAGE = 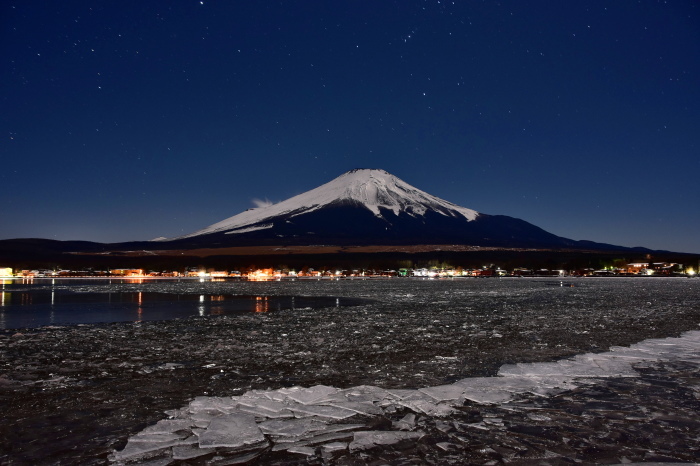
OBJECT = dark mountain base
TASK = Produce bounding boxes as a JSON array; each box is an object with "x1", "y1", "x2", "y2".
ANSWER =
[{"x1": 1, "y1": 242, "x2": 696, "y2": 273}]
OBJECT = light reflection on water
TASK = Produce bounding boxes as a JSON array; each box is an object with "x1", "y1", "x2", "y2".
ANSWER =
[
  {"x1": 255, "y1": 296, "x2": 269, "y2": 313},
  {"x1": 137, "y1": 292, "x2": 143, "y2": 321},
  {"x1": 0, "y1": 281, "x2": 372, "y2": 329}
]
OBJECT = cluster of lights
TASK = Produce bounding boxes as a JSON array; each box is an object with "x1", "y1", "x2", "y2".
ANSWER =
[{"x1": 1, "y1": 264, "x2": 698, "y2": 280}]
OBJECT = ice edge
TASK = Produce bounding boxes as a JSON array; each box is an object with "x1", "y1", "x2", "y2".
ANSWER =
[{"x1": 111, "y1": 330, "x2": 700, "y2": 463}]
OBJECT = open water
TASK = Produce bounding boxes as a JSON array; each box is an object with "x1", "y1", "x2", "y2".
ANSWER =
[{"x1": 0, "y1": 279, "x2": 373, "y2": 329}]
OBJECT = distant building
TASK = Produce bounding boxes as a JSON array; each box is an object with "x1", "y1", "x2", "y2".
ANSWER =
[
  {"x1": 110, "y1": 269, "x2": 144, "y2": 277},
  {"x1": 0, "y1": 267, "x2": 12, "y2": 277},
  {"x1": 626, "y1": 262, "x2": 649, "y2": 274}
]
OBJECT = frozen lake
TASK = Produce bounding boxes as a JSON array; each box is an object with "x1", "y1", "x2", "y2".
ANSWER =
[{"x1": 1, "y1": 276, "x2": 699, "y2": 464}]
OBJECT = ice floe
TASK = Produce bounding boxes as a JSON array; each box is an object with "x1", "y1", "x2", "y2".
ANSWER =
[{"x1": 111, "y1": 330, "x2": 700, "y2": 464}]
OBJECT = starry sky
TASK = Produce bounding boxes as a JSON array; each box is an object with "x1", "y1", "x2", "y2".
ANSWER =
[{"x1": 2, "y1": 1, "x2": 699, "y2": 253}]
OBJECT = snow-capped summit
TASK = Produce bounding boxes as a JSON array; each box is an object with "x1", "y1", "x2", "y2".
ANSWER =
[
  {"x1": 177, "y1": 169, "x2": 478, "y2": 239},
  {"x1": 161, "y1": 168, "x2": 621, "y2": 250},
  {"x1": 0, "y1": 169, "x2": 656, "y2": 256}
]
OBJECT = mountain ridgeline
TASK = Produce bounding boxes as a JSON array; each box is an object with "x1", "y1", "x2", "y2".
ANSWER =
[
  {"x1": 0, "y1": 169, "x2": 661, "y2": 265},
  {"x1": 157, "y1": 169, "x2": 642, "y2": 251}
]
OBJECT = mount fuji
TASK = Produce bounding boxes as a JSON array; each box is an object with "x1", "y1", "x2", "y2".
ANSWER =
[{"x1": 158, "y1": 169, "x2": 623, "y2": 251}]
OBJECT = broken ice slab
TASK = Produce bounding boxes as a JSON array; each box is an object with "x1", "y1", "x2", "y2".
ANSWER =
[
  {"x1": 293, "y1": 430, "x2": 355, "y2": 447},
  {"x1": 243, "y1": 388, "x2": 274, "y2": 398},
  {"x1": 191, "y1": 410, "x2": 221, "y2": 428},
  {"x1": 498, "y1": 362, "x2": 567, "y2": 378},
  {"x1": 571, "y1": 354, "x2": 639, "y2": 377},
  {"x1": 129, "y1": 432, "x2": 188, "y2": 444},
  {"x1": 262, "y1": 388, "x2": 291, "y2": 403},
  {"x1": 258, "y1": 417, "x2": 329, "y2": 438},
  {"x1": 349, "y1": 431, "x2": 423, "y2": 452},
  {"x1": 496, "y1": 331, "x2": 700, "y2": 389},
  {"x1": 188, "y1": 396, "x2": 239, "y2": 415},
  {"x1": 491, "y1": 369, "x2": 561, "y2": 388},
  {"x1": 393, "y1": 413, "x2": 416, "y2": 431},
  {"x1": 384, "y1": 388, "x2": 419, "y2": 400},
  {"x1": 235, "y1": 405, "x2": 283, "y2": 419},
  {"x1": 397, "y1": 398, "x2": 456, "y2": 417},
  {"x1": 554, "y1": 358, "x2": 630, "y2": 378},
  {"x1": 207, "y1": 449, "x2": 265, "y2": 465},
  {"x1": 163, "y1": 408, "x2": 187, "y2": 418},
  {"x1": 236, "y1": 401, "x2": 294, "y2": 419},
  {"x1": 435, "y1": 441, "x2": 459, "y2": 452},
  {"x1": 419, "y1": 384, "x2": 467, "y2": 403},
  {"x1": 141, "y1": 419, "x2": 193, "y2": 435},
  {"x1": 171, "y1": 444, "x2": 215, "y2": 460},
  {"x1": 288, "y1": 403, "x2": 357, "y2": 420},
  {"x1": 326, "y1": 400, "x2": 384, "y2": 416},
  {"x1": 296, "y1": 424, "x2": 365, "y2": 440},
  {"x1": 499, "y1": 354, "x2": 639, "y2": 379},
  {"x1": 270, "y1": 427, "x2": 360, "y2": 452},
  {"x1": 277, "y1": 385, "x2": 340, "y2": 405},
  {"x1": 286, "y1": 446, "x2": 316, "y2": 456},
  {"x1": 112, "y1": 436, "x2": 179, "y2": 462},
  {"x1": 399, "y1": 390, "x2": 441, "y2": 402},
  {"x1": 198, "y1": 413, "x2": 268, "y2": 449},
  {"x1": 321, "y1": 441, "x2": 348, "y2": 459},
  {"x1": 452, "y1": 376, "x2": 543, "y2": 404},
  {"x1": 237, "y1": 397, "x2": 288, "y2": 413},
  {"x1": 630, "y1": 333, "x2": 700, "y2": 361},
  {"x1": 322, "y1": 441, "x2": 348, "y2": 453},
  {"x1": 608, "y1": 345, "x2": 657, "y2": 357},
  {"x1": 127, "y1": 458, "x2": 173, "y2": 466},
  {"x1": 331, "y1": 385, "x2": 392, "y2": 403},
  {"x1": 460, "y1": 389, "x2": 513, "y2": 404},
  {"x1": 264, "y1": 420, "x2": 365, "y2": 452},
  {"x1": 271, "y1": 431, "x2": 354, "y2": 452},
  {"x1": 488, "y1": 371, "x2": 576, "y2": 394},
  {"x1": 262, "y1": 418, "x2": 365, "y2": 442}
]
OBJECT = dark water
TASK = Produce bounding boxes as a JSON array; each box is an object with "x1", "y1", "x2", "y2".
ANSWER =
[{"x1": 0, "y1": 280, "x2": 371, "y2": 329}]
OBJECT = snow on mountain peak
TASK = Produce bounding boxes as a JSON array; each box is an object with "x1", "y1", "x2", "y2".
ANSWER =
[{"x1": 175, "y1": 169, "x2": 479, "y2": 239}]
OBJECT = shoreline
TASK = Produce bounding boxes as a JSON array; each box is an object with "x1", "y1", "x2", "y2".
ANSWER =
[{"x1": 2, "y1": 274, "x2": 696, "y2": 281}]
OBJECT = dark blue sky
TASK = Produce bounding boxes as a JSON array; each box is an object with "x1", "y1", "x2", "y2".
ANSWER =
[{"x1": 2, "y1": 1, "x2": 699, "y2": 253}]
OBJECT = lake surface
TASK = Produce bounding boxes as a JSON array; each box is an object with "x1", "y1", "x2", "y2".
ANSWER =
[
  {"x1": 0, "y1": 279, "x2": 372, "y2": 329},
  {"x1": 2, "y1": 276, "x2": 699, "y2": 464}
]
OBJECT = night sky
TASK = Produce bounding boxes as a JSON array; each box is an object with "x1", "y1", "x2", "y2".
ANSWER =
[{"x1": 2, "y1": 1, "x2": 698, "y2": 253}]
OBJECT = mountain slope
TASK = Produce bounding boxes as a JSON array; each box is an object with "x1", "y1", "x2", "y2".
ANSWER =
[
  {"x1": 0, "y1": 169, "x2": 669, "y2": 261},
  {"x1": 174, "y1": 169, "x2": 478, "y2": 240},
  {"x1": 157, "y1": 168, "x2": 621, "y2": 250}
]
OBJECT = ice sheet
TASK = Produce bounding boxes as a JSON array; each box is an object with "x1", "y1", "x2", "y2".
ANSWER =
[
  {"x1": 197, "y1": 413, "x2": 267, "y2": 449},
  {"x1": 112, "y1": 324, "x2": 700, "y2": 463}
]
